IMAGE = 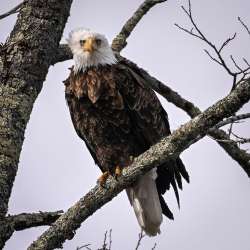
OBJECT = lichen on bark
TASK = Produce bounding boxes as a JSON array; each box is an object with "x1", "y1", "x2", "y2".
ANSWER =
[{"x1": 0, "y1": 0, "x2": 73, "y2": 248}]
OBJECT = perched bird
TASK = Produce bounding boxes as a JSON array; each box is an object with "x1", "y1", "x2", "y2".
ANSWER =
[{"x1": 64, "y1": 28, "x2": 189, "y2": 236}]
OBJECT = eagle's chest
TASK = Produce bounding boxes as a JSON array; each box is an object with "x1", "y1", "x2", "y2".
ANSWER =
[
  {"x1": 65, "y1": 67, "x2": 130, "y2": 143},
  {"x1": 66, "y1": 67, "x2": 124, "y2": 106}
]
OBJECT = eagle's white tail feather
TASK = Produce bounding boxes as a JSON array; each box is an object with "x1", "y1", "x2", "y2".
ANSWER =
[{"x1": 126, "y1": 169, "x2": 163, "y2": 236}]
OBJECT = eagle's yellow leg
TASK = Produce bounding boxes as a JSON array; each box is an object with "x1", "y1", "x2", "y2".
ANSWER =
[
  {"x1": 98, "y1": 165, "x2": 124, "y2": 186},
  {"x1": 115, "y1": 165, "x2": 122, "y2": 179},
  {"x1": 98, "y1": 171, "x2": 110, "y2": 187}
]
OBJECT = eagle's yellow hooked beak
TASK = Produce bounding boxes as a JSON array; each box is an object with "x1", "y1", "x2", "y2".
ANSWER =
[{"x1": 83, "y1": 37, "x2": 95, "y2": 53}]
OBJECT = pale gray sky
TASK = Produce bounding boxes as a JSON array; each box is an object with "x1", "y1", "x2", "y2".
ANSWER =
[{"x1": 1, "y1": 0, "x2": 250, "y2": 249}]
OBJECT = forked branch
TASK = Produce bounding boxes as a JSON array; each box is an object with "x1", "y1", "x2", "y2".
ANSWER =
[
  {"x1": 120, "y1": 57, "x2": 250, "y2": 177},
  {"x1": 231, "y1": 133, "x2": 250, "y2": 145},
  {"x1": 28, "y1": 79, "x2": 250, "y2": 250},
  {"x1": 111, "y1": 0, "x2": 167, "y2": 52},
  {"x1": 51, "y1": 45, "x2": 250, "y2": 177},
  {"x1": 175, "y1": 0, "x2": 250, "y2": 89},
  {"x1": 214, "y1": 113, "x2": 250, "y2": 129}
]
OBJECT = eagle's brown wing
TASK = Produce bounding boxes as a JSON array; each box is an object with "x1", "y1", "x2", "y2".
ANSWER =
[
  {"x1": 115, "y1": 59, "x2": 189, "y2": 219},
  {"x1": 64, "y1": 71, "x2": 105, "y2": 172}
]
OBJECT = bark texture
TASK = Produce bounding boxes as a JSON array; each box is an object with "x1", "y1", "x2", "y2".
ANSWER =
[
  {"x1": 122, "y1": 57, "x2": 250, "y2": 177},
  {"x1": 28, "y1": 79, "x2": 250, "y2": 250},
  {"x1": 111, "y1": 0, "x2": 167, "y2": 52},
  {"x1": 0, "y1": 0, "x2": 73, "y2": 248},
  {"x1": 0, "y1": 211, "x2": 62, "y2": 247}
]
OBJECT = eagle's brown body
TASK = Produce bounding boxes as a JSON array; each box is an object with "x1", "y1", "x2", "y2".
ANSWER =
[{"x1": 64, "y1": 59, "x2": 189, "y2": 224}]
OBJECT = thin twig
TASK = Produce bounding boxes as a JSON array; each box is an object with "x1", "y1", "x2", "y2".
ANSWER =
[
  {"x1": 243, "y1": 58, "x2": 250, "y2": 67},
  {"x1": 174, "y1": 23, "x2": 202, "y2": 40},
  {"x1": 230, "y1": 55, "x2": 242, "y2": 72},
  {"x1": 175, "y1": 0, "x2": 250, "y2": 89},
  {"x1": 238, "y1": 17, "x2": 250, "y2": 36},
  {"x1": 214, "y1": 113, "x2": 250, "y2": 129},
  {"x1": 108, "y1": 229, "x2": 112, "y2": 250},
  {"x1": 135, "y1": 231, "x2": 145, "y2": 250},
  {"x1": 232, "y1": 132, "x2": 250, "y2": 144},
  {"x1": 219, "y1": 33, "x2": 237, "y2": 52},
  {"x1": 0, "y1": 2, "x2": 22, "y2": 20},
  {"x1": 230, "y1": 55, "x2": 250, "y2": 74},
  {"x1": 111, "y1": 0, "x2": 167, "y2": 52},
  {"x1": 27, "y1": 79, "x2": 250, "y2": 250},
  {"x1": 98, "y1": 231, "x2": 108, "y2": 250},
  {"x1": 204, "y1": 49, "x2": 222, "y2": 65},
  {"x1": 76, "y1": 244, "x2": 92, "y2": 250},
  {"x1": 228, "y1": 122, "x2": 234, "y2": 137},
  {"x1": 152, "y1": 243, "x2": 157, "y2": 250},
  {"x1": 212, "y1": 137, "x2": 250, "y2": 145}
]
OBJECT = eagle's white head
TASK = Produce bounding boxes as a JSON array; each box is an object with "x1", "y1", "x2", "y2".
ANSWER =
[{"x1": 67, "y1": 28, "x2": 117, "y2": 73}]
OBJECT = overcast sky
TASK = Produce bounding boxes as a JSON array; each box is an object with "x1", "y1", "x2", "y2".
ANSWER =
[{"x1": 1, "y1": 0, "x2": 250, "y2": 249}]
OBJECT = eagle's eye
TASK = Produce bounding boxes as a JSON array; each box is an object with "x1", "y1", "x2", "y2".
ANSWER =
[
  {"x1": 80, "y1": 39, "x2": 86, "y2": 46},
  {"x1": 96, "y1": 39, "x2": 102, "y2": 46}
]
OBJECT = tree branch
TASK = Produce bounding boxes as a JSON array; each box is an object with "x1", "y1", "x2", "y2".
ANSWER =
[
  {"x1": 0, "y1": 0, "x2": 73, "y2": 219},
  {"x1": 214, "y1": 113, "x2": 250, "y2": 129},
  {"x1": 0, "y1": 0, "x2": 73, "y2": 248},
  {"x1": 7, "y1": 210, "x2": 63, "y2": 231},
  {"x1": 0, "y1": 2, "x2": 22, "y2": 20},
  {"x1": 135, "y1": 231, "x2": 145, "y2": 250},
  {"x1": 51, "y1": 44, "x2": 72, "y2": 65},
  {"x1": 111, "y1": 0, "x2": 167, "y2": 52},
  {"x1": 175, "y1": 0, "x2": 250, "y2": 89},
  {"x1": 238, "y1": 17, "x2": 250, "y2": 36},
  {"x1": 231, "y1": 133, "x2": 250, "y2": 144},
  {"x1": 28, "y1": 79, "x2": 250, "y2": 250},
  {"x1": 51, "y1": 46, "x2": 250, "y2": 177},
  {"x1": 120, "y1": 57, "x2": 250, "y2": 177},
  {"x1": 0, "y1": 211, "x2": 63, "y2": 249}
]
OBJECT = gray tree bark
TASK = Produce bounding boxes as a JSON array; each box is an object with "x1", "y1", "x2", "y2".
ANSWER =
[{"x1": 0, "y1": 0, "x2": 73, "y2": 248}]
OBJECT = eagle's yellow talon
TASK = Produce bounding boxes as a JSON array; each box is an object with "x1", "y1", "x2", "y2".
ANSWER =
[
  {"x1": 115, "y1": 165, "x2": 122, "y2": 179},
  {"x1": 97, "y1": 171, "x2": 110, "y2": 187}
]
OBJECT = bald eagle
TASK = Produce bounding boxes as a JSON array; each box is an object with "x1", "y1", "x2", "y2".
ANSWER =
[{"x1": 64, "y1": 28, "x2": 189, "y2": 236}]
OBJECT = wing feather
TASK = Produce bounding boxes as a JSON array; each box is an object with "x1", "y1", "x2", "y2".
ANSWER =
[{"x1": 116, "y1": 59, "x2": 189, "y2": 215}]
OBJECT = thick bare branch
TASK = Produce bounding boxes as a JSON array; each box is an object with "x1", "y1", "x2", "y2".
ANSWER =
[
  {"x1": 0, "y1": 0, "x2": 73, "y2": 248},
  {"x1": 122, "y1": 57, "x2": 250, "y2": 176},
  {"x1": 51, "y1": 44, "x2": 72, "y2": 65},
  {"x1": 111, "y1": 0, "x2": 167, "y2": 52},
  {"x1": 28, "y1": 79, "x2": 250, "y2": 250},
  {"x1": 51, "y1": 47, "x2": 250, "y2": 177},
  {"x1": 0, "y1": 0, "x2": 73, "y2": 220},
  {"x1": 0, "y1": 211, "x2": 63, "y2": 249},
  {"x1": 0, "y1": 2, "x2": 22, "y2": 20},
  {"x1": 7, "y1": 211, "x2": 63, "y2": 231}
]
